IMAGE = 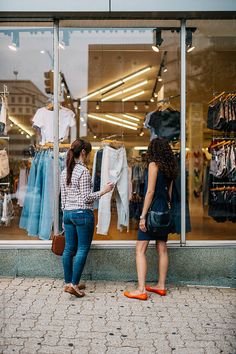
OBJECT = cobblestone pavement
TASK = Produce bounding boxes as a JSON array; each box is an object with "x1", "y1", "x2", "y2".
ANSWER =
[{"x1": 0, "y1": 278, "x2": 235, "y2": 354}]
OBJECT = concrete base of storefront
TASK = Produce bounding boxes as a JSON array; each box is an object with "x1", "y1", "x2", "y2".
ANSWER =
[{"x1": 0, "y1": 246, "x2": 235, "y2": 287}]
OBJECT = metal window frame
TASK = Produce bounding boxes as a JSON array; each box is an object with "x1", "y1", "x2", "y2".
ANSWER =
[
  {"x1": 53, "y1": 19, "x2": 60, "y2": 235},
  {"x1": 0, "y1": 18, "x2": 236, "y2": 249},
  {"x1": 180, "y1": 19, "x2": 186, "y2": 246}
]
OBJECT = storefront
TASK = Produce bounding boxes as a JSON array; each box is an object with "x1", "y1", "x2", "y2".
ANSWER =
[{"x1": 0, "y1": 1, "x2": 236, "y2": 285}]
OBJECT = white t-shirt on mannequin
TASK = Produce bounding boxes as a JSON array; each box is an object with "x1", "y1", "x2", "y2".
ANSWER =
[{"x1": 32, "y1": 107, "x2": 76, "y2": 145}]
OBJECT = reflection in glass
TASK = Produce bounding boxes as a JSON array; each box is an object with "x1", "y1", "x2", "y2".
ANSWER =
[
  {"x1": 59, "y1": 24, "x2": 181, "y2": 241},
  {"x1": 186, "y1": 20, "x2": 236, "y2": 240},
  {"x1": 0, "y1": 24, "x2": 54, "y2": 240}
]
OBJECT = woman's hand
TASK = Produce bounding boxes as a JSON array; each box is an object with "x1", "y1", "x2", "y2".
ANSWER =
[
  {"x1": 101, "y1": 182, "x2": 114, "y2": 196},
  {"x1": 139, "y1": 218, "x2": 147, "y2": 232}
]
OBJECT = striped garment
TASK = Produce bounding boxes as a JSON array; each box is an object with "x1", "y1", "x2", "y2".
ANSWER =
[{"x1": 60, "y1": 161, "x2": 100, "y2": 210}]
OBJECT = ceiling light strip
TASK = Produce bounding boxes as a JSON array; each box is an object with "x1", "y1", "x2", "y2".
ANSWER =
[
  {"x1": 105, "y1": 114, "x2": 138, "y2": 126},
  {"x1": 100, "y1": 81, "x2": 123, "y2": 93},
  {"x1": 123, "y1": 67, "x2": 151, "y2": 82},
  {"x1": 122, "y1": 114, "x2": 140, "y2": 122},
  {"x1": 122, "y1": 90, "x2": 145, "y2": 102},
  {"x1": 81, "y1": 66, "x2": 151, "y2": 101},
  {"x1": 123, "y1": 80, "x2": 148, "y2": 93},
  {"x1": 81, "y1": 91, "x2": 100, "y2": 101},
  {"x1": 88, "y1": 114, "x2": 137, "y2": 131},
  {"x1": 101, "y1": 80, "x2": 148, "y2": 102},
  {"x1": 101, "y1": 91, "x2": 123, "y2": 102},
  {"x1": 134, "y1": 146, "x2": 148, "y2": 150}
]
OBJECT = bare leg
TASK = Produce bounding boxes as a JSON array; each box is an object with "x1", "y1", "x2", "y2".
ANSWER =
[
  {"x1": 127, "y1": 241, "x2": 149, "y2": 295},
  {"x1": 155, "y1": 241, "x2": 168, "y2": 289}
]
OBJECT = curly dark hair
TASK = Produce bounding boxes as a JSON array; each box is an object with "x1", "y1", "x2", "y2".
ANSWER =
[{"x1": 147, "y1": 138, "x2": 178, "y2": 181}]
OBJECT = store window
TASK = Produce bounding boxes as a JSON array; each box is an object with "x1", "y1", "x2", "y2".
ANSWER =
[
  {"x1": 186, "y1": 20, "x2": 236, "y2": 241},
  {"x1": 0, "y1": 22, "x2": 54, "y2": 241},
  {"x1": 59, "y1": 20, "x2": 181, "y2": 241}
]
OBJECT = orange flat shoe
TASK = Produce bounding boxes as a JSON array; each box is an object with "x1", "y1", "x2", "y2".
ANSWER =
[
  {"x1": 124, "y1": 291, "x2": 148, "y2": 301},
  {"x1": 145, "y1": 286, "x2": 167, "y2": 296}
]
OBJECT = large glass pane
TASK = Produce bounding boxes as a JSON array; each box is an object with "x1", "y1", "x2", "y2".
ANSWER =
[
  {"x1": 0, "y1": 22, "x2": 54, "y2": 240},
  {"x1": 59, "y1": 20, "x2": 181, "y2": 241},
  {"x1": 186, "y1": 20, "x2": 236, "y2": 240}
]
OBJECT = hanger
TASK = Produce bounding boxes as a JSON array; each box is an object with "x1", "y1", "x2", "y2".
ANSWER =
[
  {"x1": 45, "y1": 102, "x2": 63, "y2": 111},
  {"x1": 102, "y1": 139, "x2": 124, "y2": 149},
  {"x1": 210, "y1": 139, "x2": 233, "y2": 149},
  {"x1": 46, "y1": 102, "x2": 53, "y2": 111},
  {"x1": 210, "y1": 186, "x2": 236, "y2": 192},
  {"x1": 161, "y1": 100, "x2": 177, "y2": 112},
  {"x1": 223, "y1": 93, "x2": 232, "y2": 102},
  {"x1": 36, "y1": 142, "x2": 71, "y2": 150},
  {"x1": 208, "y1": 91, "x2": 225, "y2": 104}
]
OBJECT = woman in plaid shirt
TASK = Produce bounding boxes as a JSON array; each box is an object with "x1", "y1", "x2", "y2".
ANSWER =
[{"x1": 60, "y1": 139, "x2": 113, "y2": 297}]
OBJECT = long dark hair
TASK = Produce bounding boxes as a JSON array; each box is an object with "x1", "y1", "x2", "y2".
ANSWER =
[
  {"x1": 66, "y1": 138, "x2": 92, "y2": 185},
  {"x1": 147, "y1": 138, "x2": 178, "y2": 181}
]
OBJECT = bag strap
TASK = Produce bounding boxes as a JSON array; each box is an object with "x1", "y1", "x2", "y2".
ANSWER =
[{"x1": 149, "y1": 179, "x2": 173, "y2": 211}]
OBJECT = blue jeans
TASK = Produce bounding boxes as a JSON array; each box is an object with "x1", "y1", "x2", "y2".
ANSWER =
[
  {"x1": 19, "y1": 151, "x2": 41, "y2": 230},
  {"x1": 62, "y1": 209, "x2": 94, "y2": 285},
  {"x1": 38, "y1": 151, "x2": 53, "y2": 239}
]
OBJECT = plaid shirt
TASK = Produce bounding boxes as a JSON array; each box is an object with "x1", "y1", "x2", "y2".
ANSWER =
[{"x1": 60, "y1": 161, "x2": 100, "y2": 210}]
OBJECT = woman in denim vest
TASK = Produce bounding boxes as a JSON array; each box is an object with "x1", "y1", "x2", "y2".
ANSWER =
[{"x1": 60, "y1": 139, "x2": 113, "y2": 297}]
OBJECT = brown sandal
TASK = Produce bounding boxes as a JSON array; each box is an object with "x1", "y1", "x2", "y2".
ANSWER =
[
  {"x1": 64, "y1": 283, "x2": 85, "y2": 293},
  {"x1": 66, "y1": 285, "x2": 85, "y2": 298}
]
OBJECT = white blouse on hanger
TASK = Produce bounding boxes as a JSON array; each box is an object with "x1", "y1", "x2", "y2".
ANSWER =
[{"x1": 32, "y1": 106, "x2": 76, "y2": 145}]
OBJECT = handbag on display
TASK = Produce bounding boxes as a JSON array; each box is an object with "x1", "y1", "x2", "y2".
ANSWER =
[
  {"x1": 146, "y1": 197, "x2": 173, "y2": 233},
  {"x1": 51, "y1": 231, "x2": 65, "y2": 256},
  {"x1": 0, "y1": 149, "x2": 10, "y2": 179}
]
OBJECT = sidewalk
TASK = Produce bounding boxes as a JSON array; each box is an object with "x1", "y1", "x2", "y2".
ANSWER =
[{"x1": 0, "y1": 278, "x2": 235, "y2": 354}]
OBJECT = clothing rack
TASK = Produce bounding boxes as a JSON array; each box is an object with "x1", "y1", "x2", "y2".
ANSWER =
[
  {"x1": 212, "y1": 182, "x2": 236, "y2": 185},
  {"x1": 36, "y1": 143, "x2": 71, "y2": 150},
  {"x1": 101, "y1": 134, "x2": 124, "y2": 141},
  {"x1": 209, "y1": 91, "x2": 236, "y2": 104},
  {"x1": 213, "y1": 91, "x2": 236, "y2": 95},
  {"x1": 212, "y1": 137, "x2": 235, "y2": 140}
]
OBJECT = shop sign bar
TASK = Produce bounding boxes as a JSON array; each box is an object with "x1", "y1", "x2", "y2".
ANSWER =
[{"x1": 0, "y1": 0, "x2": 235, "y2": 15}]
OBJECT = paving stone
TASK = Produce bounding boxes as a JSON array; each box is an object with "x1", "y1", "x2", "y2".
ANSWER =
[
  {"x1": 58, "y1": 337, "x2": 91, "y2": 348},
  {"x1": 38, "y1": 345, "x2": 72, "y2": 353},
  {"x1": 107, "y1": 347, "x2": 139, "y2": 354},
  {"x1": 105, "y1": 333, "x2": 123, "y2": 347},
  {"x1": 2, "y1": 345, "x2": 24, "y2": 354},
  {"x1": 72, "y1": 348, "x2": 89, "y2": 354},
  {"x1": 0, "y1": 278, "x2": 235, "y2": 354}
]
